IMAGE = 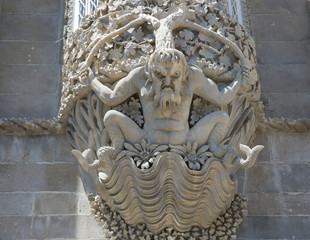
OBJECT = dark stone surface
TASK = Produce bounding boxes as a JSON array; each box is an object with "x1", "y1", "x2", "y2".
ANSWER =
[
  {"x1": 238, "y1": 216, "x2": 310, "y2": 239},
  {"x1": 34, "y1": 193, "x2": 78, "y2": 215},
  {"x1": 0, "y1": 94, "x2": 60, "y2": 118},
  {"x1": 0, "y1": 65, "x2": 60, "y2": 94},
  {"x1": 0, "y1": 135, "x2": 55, "y2": 163},
  {"x1": 0, "y1": 41, "x2": 61, "y2": 65},
  {"x1": 0, "y1": 163, "x2": 80, "y2": 192},
  {"x1": 0, "y1": 193, "x2": 33, "y2": 215},
  {"x1": 0, "y1": 14, "x2": 61, "y2": 41},
  {"x1": 2, "y1": 0, "x2": 61, "y2": 14},
  {"x1": 258, "y1": 64, "x2": 310, "y2": 94}
]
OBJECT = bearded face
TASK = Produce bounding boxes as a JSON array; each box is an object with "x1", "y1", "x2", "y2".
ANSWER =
[{"x1": 151, "y1": 62, "x2": 185, "y2": 113}]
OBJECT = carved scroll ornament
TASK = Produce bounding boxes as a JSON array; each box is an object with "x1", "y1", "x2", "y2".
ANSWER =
[{"x1": 62, "y1": 0, "x2": 263, "y2": 238}]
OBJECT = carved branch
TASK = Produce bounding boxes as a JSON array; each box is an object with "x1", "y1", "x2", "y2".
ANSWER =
[
  {"x1": 84, "y1": 14, "x2": 159, "y2": 68},
  {"x1": 181, "y1": 20, "x2": 245, "y2": 67}
]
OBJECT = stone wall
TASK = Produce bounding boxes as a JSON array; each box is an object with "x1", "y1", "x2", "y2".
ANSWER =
[
  {"x1": 249, "y1": 0, "x2": 310, "y2": 119},
  {"x1": 0, "y1": 0, "x2": 310, "y2": 239},
  {"x1": 0, "y1": 0, "x2": 64, "y2": 118},
  {"x1": 237, "y1": 0, "x2": 310, "y2": 239},
  {"x1": 0, "y1": 0, "x2": 103, "y2": 238}
]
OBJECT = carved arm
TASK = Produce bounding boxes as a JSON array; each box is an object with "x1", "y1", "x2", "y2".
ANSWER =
[
  {"x1": 192, "y1": 66, "x2": 242, "y2": 107},
  {"x1": 89, "y1": 67, "x2": 141, "y2": 106}
]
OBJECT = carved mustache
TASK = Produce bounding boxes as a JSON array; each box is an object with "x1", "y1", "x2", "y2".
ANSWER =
[{"x1": 161, "y1": 83, "x2": 174, "y2": 90}]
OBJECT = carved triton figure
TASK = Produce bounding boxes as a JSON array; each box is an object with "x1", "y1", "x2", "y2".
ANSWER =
[
  {"x1": 73, "y1": 48, "x2": 262, "y2": 171},
  {"x1": 67, "y1": 3, "x2": 265, "y2": 235}
]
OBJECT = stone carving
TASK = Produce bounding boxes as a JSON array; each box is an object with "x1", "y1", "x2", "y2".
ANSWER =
[
  {"x1": 64, "y1": 0, "x2": 265, "y2": 237},
  {"x1": 88, "y1": 192, "x2": 248, "y2": 239},
  {"x1": 63, "y1": 0, "x2": 263, "y2": 235},
  {"x1": 0, "y1": 117, "x2": 60, "y2": 135}
]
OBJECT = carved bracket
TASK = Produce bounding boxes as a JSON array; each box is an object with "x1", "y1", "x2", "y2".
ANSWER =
[{"x1": 62, "y1": 0, "x2": 264, "y2": 238}]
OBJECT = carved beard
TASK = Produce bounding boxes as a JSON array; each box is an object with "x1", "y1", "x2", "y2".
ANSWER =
[{"x1": 153, "y1": 81, "x2": 182, "y2": 115}]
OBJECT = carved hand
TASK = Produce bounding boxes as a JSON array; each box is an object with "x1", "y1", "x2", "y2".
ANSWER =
[
  {"x1": 80, "y1": 66, "x2": 95, "y2": 86},
  {"x1": 241, "y1": 66, "x2": 250, "y2": 87}
]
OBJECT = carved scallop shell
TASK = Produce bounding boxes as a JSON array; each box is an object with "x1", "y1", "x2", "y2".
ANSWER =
[{"x1": 98, "y1": 152, "x2": 237, "y2": 234}]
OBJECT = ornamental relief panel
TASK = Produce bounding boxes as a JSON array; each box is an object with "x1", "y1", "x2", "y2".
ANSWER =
[{"x1": 60, "y1": 0, "x2": 263, "y2": 238}]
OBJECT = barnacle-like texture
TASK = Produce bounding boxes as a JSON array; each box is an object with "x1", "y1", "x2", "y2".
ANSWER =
[
  {"x1": 89, "y1": 192, "x2": 247, "y2": 240},
  {"x1": 98, "y1": 153, "x2": 237, "y2": 233}
]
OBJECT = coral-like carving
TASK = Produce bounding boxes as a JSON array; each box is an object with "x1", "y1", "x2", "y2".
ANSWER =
[
  {"x1": 89, "y1": 192, "x2": 248, "y2": 239},
  {"x1": 63, "y1": 0, "x2": 264, "y2": 237}
]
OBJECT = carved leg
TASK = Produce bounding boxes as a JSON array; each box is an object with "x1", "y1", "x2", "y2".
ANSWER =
[
  {"x1": 188, "y1": 111, "x2": 229, "y2": 146},
  {"x1": 104, "y1": 110, "x2": 144, "y2": 151},
  {"x1": 188, "y1": 111, "x2": 237, "y2": 165}
]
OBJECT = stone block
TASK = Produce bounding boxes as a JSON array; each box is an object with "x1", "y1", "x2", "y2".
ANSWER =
[
  {"x1": 236, "y1": 169, "x2": 245, "y2": 193},
  {"x1": 250, "y1": 0, "x2": 309, "y2": 15},
  {"x1": 0, "y1": 163, "x2": 79, "y2": 192},
  {"x1": 238, "y1": 216, "x2": 310, "y2": 239},
  {"x1": 263, "y1": 93, "x2": 310, "y2": 119},
  {"x1": 0, "y1": 135, "x2": 55, "y2": 163},
  {"x1": 78, "y1": 193, "x2": 91, "y2": 215},
  {"x1": 281, "y1": 193, "x2": 310, "y2": 215},
  {"x1": 269, "y1": 134, "x2": 310, "y2": 164},
  {"x1": 252, "y1": 133, "x2": 271, "y2": 163},
  {"x1": 0, "y1": 193, "x2": 33, "y2": 215},
  {"x1": 279, "y1": 164, "x2": 310, "y2": 193},
  {"x1": 54, "y1": 135, "x2": 76, "y2": 163},
  {"x1": 252, "y1": 14, "x2": 310, "y2": 41},
  {"x1": 246, "y1": 193, "x2": 283, "y2": 216},
  {"x1": 0, "y1": 216, "x2": 32, "y2": 239},
  {"x1": 258, "y1": 64, "x2": 310, "y2": 94},
  {"x1": 245, "y1": 163, "x2": 281, "y2": 193},
  {"x1": 34, "y1": 193, "x2": 78, "y2": 215},
  {"x1": 256, "y1": 41, "x2": 310, "y2": 65},
  {"x1": 0, "y1": 41, "x2": 61, "y2": 65},
  {"x1": 0, "y1": 65, "x2": 60, "y2": 94},
  {"x1": 0, "y1": 94, "x2": 59, "y2": 118},
  {"x1": 2, "y1": 0, "x2": 61, "y2": 14},
  {"x1": 31, "y1": 215, "x2": 103, "y2": 239},
  {"x1": 0, "y1": 14, "x2": 61, "y2": 41}
]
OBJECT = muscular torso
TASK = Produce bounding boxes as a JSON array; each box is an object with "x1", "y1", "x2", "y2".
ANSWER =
[{"x1": 134, "y1": 69, "x2": 195, "y2": 145}]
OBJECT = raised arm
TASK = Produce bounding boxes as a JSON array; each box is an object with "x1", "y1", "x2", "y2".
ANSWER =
[
  {"x1": 84, "y1": 67, "x2": 143, "y2": 106},
  {"x1": 191, "y1": 66, "x2": 243, "y2": 107}
]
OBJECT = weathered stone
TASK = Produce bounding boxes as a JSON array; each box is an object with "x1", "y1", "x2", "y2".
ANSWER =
[
  {"x1": 31, "y1": 215, "x2": 103, "y2": 239},
  {"x1": 0, "y1": 135, "x2": 55, "y2": 163},
  {"x1": 256, "y1": 41, "x2": 310, "y2": 65},
  {"x1": 252, "y1": 133, "x2": 271, "y2": 163},
  {"x1": 250, "y1": 0, "x2": 309, "y2": 15},
  {"x1": 0, "y1": 65, "x2": 60, "y2": 94},
  {"x1": 245, "y1": 163, "x2": 281, "y2": 193},
  {"x1": 258, "y1": 64, "x2": 310, "y2": 94},
  {"x1": 238, "y1": 216, "x2": 310, "y2": 239},
  {"x1": 236, "y1": 169, "x2": 245, "y2": 193},
  {"x1": 0, "y1": 41, "x2": 61, "y2": 65},
  {"x1": 264, "y1": 93, "x2": 310, "y2": 119},
  {"x1": 281, "y1": 193, "x2": 310, "y2": 215},
  {"x1": 279, "y1": 164, "x2": 310, "y2": 192},
  {"x1": 0, "y1": 14, "x2": 61, "y2": 41},
  {"x1": 0, "y1": 94, "x2": 59, "y2": 118},
  {"x1": 0, "y1": 163, "x2": 80, "y2": 192},
  {"x1": 269, "y1": 134, "x2": 310, "y2": 163},
  {"x1": 252, "y1": 14, "x2": 310, "y2": 41},
  {"x1": 34, "y1": 193, "x2": 78, "y2": 215},
  {"x1": 2, "y1": 0, "x2": 61, "y2": 14},
  {"x1": 0, "y1": 193, "x2": 33, "y2": 215},
  {"x1": 54, "y1": 135, "x2": 76, "y2": 163},
  {"x1": 0, "y1": 216, "x2": 32, "y2": 239},
  {"x1": 247, "y1": 193, "x2": 283, "y2": 215},
  {"x1": 77, "y1": 193, "x2": 91, "y2": 215}
]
